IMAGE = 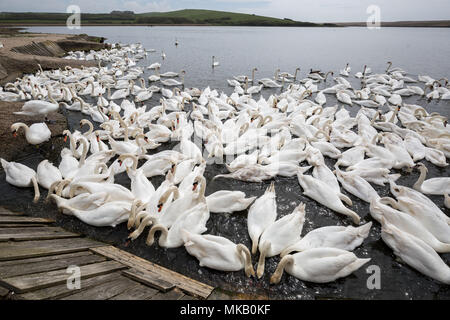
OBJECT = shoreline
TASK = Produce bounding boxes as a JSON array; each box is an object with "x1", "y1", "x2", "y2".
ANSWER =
[
  {"x1": 2, "y1": 20, "x2": 450, "y2": 28},
  {"x1": 1, "y1": 23, "x2": 329, "y2": 27}
]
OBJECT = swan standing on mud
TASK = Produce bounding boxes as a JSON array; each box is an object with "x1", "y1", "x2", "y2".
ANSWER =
[{"x1": 10, "y1": 122, "x2": 51, "y2": 145}]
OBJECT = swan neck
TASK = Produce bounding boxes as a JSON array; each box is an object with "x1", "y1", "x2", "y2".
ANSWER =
[
  {"x1": 413, "y1": 166, "x2": 427, "y2": 190},
  {"x1": 270, "y1": 255, "x2": 293, "y2": 284},
  {"x1": 237, "y1": 244, "x2": 255, "y2": 277},
  {"x1": 31, "y1": 176, "x2": 40, "y2": 203},
  {"x1": 147, "y1": 225, "x2": 167, "y2": 246},
  {"x1": 256, "y1": 241, "x2": 270, "y2": 278}
]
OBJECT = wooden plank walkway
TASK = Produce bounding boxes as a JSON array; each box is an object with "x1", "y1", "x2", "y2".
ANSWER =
[{"x1": 0, "y1": 207, "x2": 215, "y2": 300}]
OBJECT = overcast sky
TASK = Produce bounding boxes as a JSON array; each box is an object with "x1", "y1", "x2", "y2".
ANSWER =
[{"x1": 1, "y1": 0, "x2": 449, "y2": 22}]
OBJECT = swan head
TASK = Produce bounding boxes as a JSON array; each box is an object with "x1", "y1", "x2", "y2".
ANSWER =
[{"x1": 414, "y1": 162, "x2": 428, "y2": 173}]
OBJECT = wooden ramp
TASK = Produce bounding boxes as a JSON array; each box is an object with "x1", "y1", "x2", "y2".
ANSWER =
[{"x1": 0, "y1": 207, "x2": 215, "y2": 300}]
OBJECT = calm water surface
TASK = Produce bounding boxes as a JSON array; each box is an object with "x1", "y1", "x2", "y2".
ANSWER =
[{"x1": 1, "y1": 26, "x2": 448, "y2": 299}]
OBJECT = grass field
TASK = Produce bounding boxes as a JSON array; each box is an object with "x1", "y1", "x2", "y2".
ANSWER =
[{"x1": 0, "y1": 9, "x2": 335, "y2": 27}]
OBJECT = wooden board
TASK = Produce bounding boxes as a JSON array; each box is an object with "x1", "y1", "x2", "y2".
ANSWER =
[
  {"x1": 0, "y1": 237, "x2": 103, "y2": 261},
  {"x1": 0, "y1": 227, "x2": 72, "y2": 234},
  {"x1": 0, "y1": 252, "x2": 106, "y2": 278},
  {"x1": 91, "y1": 246, "x2": 214, "y2": 299},
  {"x1": 61, "y1": 276, "x2": 139, "y2": 300},
  {"x1": 122, "y1": 268, "x2": 174, "y2": 292},
  {"x1": 0, "y1": 227, "x2": 80, "y2": 242},
  {"x1": 109, "y1": 284, "x2": 159, "y2": 300},
  {"x1": 0, "y1": 209, "x2": 24, "y2": 216},
  {"x1": 0, "y1": 224, "x2": 50, "y2": 228},
  {"x1": 150, "y1": 288, "x2": 185, "y2": 300},
  {"x1": 0, "y1": 285, "x2": 9, "y2": 297},
  {"x1": 0, "y1": 216, "x2": 54, "y2": 224},
  {"x1": 16, "y1": 272, "x2": 123, "y2": 300},
  {"x1": 0, "y1": 251, "x2": 92, "y2": 268},
  {"x1": 1, "y1": 260, "x2": 127, "y2": 293}
]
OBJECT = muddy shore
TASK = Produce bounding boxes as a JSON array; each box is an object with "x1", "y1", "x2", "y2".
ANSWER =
[
  {"x1": 0, "y1": 28, "x2": 109, "y2": 160},
  {"x1": 0, "y1": 28, "x2": 108, "y2": 85}
]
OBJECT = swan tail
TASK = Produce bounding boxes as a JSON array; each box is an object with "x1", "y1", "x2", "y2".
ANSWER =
[
  {"x1": 357, "y1": 221, "x2": 372, "y2": 236},
  {"x1": 0, "y1": 158, "x2": 8, "y2": 170},
  {"x1": 241, "y1": 196, "x2": 257, "y2": 207},
  {"x1": 346, "y1": 258, "x2": 371, "y2": 275}
]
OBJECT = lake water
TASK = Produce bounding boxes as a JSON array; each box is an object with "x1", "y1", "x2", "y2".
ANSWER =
[
  {"x1": 25, "y1": 26, "x2": 450, "y2": 100},
  {"x1": 2, "y1": 26, "x2": 448, "y2": 299}
]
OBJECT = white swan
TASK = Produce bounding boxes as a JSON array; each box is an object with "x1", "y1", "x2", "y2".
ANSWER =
[
  {"x1": 206, "y1": 190, "x2": 256, "y2": 213},
  {"x1": 247, "y1": 182, "x2": 277, "y2": 254},
  {"x1": 270, "y1": 248, "x2": 370, "y2": 284},
  {"x1": 370, "y1": 197, "x2": 450, "y2": 253},
  {"x1": 13, "y1": 96, "x2": 59, "y2": 119},
  {"x1": 182, "y1": 230, "x2": 255, "y2": 277},
  {"x1": 212, "y1": 56, "x2": 220, "y2": 68},
  {"x1": 1, "y1": 158, "x2": 40, "y2": 202},
  {"x1": 413, "y1": 163, "x2": 450, "y2": 195},
  {"x1": 118, "y1": 154, "x2": 155, "y2": 203},
  {"x1": 297, "y1": 171, "x2": 360, "y2": 224},
  {"x1": 381, "y1": 220, "x2": 450, "y2": 284},
  {"x1": 335, "y1": 168, "x2": 380, "y2": 203},
  {"x1": 256, "y1": 203, "x2": 306, "y2": 278},
  {"x1": 394, "y1": 196, "x2": 450, "y2": 243},
  {"x1": 68, "y1": 201, "x2": 132, "y2": 227},
  {"x1": 11, "y1": 122, "x2": 51, "y2": 145},
  {"x1": 50, "y1": 192, "x2": 109, "y2": 215},
  {"x1": 36, "y1": 159, "x2": 62, "y2": 190},
  {"x1": 146, "y1": 203, "x2": 209, "y2": 248},
  {"x1": 281, "y1": 223, "x2": 372, "y2": 257},
  {"x1": 389, "y1": 180, "x2": 450, "y2": 226}
]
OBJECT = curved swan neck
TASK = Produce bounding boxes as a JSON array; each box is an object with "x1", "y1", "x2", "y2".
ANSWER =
[
  {"x1": 119, "y1": 154, "x2": 138, "y2": 171},
  {"x1": 135, "y1": 134, "x2": 147, "y2": 149},
  {"x1": 159, "y1": 186, "x2": 179, "y2": 207},
  {"x1": 11, "y1": 123, "x2": 29, "y2": 134},
  {"x1": 147, "y1": 225, "x2": 167, "y2": 246},
  {"x1": 270, "y1": 255, "x2": 294, "y2": 284},
  {"x1": 236, "y1": 244, "x2": 255, "y2": 277},
  {"x1": 81, "y1": 120, "x2": 94, "y2": 136},
  {"x1": 57, "y1": 179, "x2": 71, "y2": 196},
  {"x1": 413, "y1": 165, "x2": 427, "y2": 191},
  {"x1": 31, "y1": 176, "x2": 40, "y2": 203}
]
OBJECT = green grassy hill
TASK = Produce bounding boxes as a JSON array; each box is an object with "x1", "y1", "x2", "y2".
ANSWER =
[
  {"x1": 0, "y1": 9, "x2": 335, "y2": 27},
  {"x1": 136, "y1": 9, "x2": 322, "y2": 26}
]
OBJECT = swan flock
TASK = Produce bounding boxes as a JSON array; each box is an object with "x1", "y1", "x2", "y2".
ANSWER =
[{"x1": 1, "y1": 41, "x2": 449, "y2": 289}]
